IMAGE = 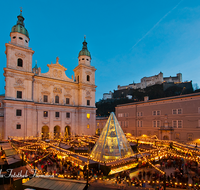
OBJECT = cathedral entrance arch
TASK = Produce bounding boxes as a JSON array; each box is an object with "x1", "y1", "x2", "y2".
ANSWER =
[
  {"x1": 42, "y1": 126, "x2": 49, "y2": 140},
  {"x1": 54, "y1": 125, "x2": 60, "y2": 139},
  {"x1": 163, "y1": 135, "x2": 169, "y2": 140},
  {"x1": 65, "y1": 126, "x2": 70, "y2": 139}
]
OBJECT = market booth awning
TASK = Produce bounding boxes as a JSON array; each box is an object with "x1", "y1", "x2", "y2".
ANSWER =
[
  {"x1": 4, "y1": 149, "x2": 17, "y2": 157},
  {"x1": 59, "y1": 143, "x2": 71, "y2": 150},
  {"x1": 23, "y1": 177, "x2": 86, "y2": 190},
  {"x1": 6, "y1": 154, "x2": 21, "y2": 165},
  {"x1": 0, "y1": 143, "x2": 22, "y2": 168},
  {"x1": 0, "y1": 142, "x2": 12, "y2": 150}
]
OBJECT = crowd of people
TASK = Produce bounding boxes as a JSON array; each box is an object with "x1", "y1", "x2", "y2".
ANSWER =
[{"x1": 132, "y1": 154, "x2": 200, "y2": 189}]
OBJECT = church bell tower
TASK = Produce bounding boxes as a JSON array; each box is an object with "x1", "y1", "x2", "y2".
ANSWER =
[
  {"x1": 73, "y1": 37, "x2": 97, "y2": 135},
  {"x1": 74, "y1": 37, "x2": 96, "y2": 107},
  {"x1": 4, "y1": 10, "x2": 34, "y2": 100}
]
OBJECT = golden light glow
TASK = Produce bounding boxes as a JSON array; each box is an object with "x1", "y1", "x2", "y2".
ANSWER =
[
  {"x1": 22, "y1": 178, "x2": 29, "y2": 183},
  {"x1": 87, "y1": 113, "x2": 90, "y2": 119}
]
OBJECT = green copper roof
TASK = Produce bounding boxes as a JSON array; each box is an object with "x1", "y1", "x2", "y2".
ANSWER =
[
  {"x1": 11, "y1": 11, "x2": 29, "y2": 38},
  {"x1": 78, "y1": 37, "x2": 91, "y2": 58},
  {"x1": 33, "y1": 63, "x2": 38, "y2": 69}
]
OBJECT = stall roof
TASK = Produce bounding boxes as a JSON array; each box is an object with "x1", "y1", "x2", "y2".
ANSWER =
[
  {"x1": 105, "y1": 152, "x2": 150, "y2": 167},
  {"x1": 138, "y1": 144, "x2": 154, "y2": 149},
  {"x1": 0, "y1": 143, "x2": 12, "y2": 150},
  {"x1": 74, "y1": 147, "x2": 88, "y2": 150},
  {"x1": 23, "y1": 177, "x2": 86, "y2": 190},
  {"x1": 4, "y1": 149, "x2": 17, "y2": 157},
  {"x1": 6, "y1": 154, "x2": 21, "y2": 165},
  {"x1": 106, "y1": 156, "x2": 137, "y2": 166},
  {"x1": 71, "y1": 154, "x2": 97, "y2": 164},
  {"x1": 59, "y1": 143, "x2": 71, "y2": 150},
  {"x1": 135, "y1": 153, "x2": 151, "y2": 158}
]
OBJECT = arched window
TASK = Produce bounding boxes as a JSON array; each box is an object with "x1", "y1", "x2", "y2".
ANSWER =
[
  {"x1": 87, "y1": 75, "x2": 90, "y2": 82},
  {"x1": 17, "y1": 58, "x2": 23, "y2": 67},
  {"x1": 77, "y1": 76, "x2": 79, "y2": 82},
  {"x1": 55, "y1": 95, "x2": 59, "y2": 103}
]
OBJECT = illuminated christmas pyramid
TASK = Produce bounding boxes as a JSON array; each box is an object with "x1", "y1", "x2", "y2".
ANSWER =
[{"x1": 90, "y1": 112, "x2": 133, "y2": 162}]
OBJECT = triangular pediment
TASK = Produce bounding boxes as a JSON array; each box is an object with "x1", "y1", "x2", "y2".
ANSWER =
[
  {"x1": 90, "y1": 112, "x2": 133, "y2": 162},
  {"x1": 40, "y1": 57, "x2": 73, "y2": 82},
  {"x1": 47, "y1": 62, "x2": 67, "y2": 71}
]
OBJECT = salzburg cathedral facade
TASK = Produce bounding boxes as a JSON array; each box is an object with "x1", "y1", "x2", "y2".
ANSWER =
[{"x1": 0, "y1": 11, "x2": 97, "y2": 140}]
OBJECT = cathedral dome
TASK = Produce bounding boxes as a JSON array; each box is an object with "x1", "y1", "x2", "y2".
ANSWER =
[
  {"x1": 78, "y1": 37, "x2": 91, "y2": 58},
  {"x1": 11, "y1": 11, "x2": 29, "y2": 38}
]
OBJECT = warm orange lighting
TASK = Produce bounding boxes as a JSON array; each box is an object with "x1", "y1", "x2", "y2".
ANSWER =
[{"x1": 87, "y1": 113, "x2": 90, "y2": 119}]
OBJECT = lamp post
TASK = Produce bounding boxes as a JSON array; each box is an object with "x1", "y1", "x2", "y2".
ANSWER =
[
  {"x1": 22, "y1": 152, "x2": 24, "y2": 166},
  {"x1": 136, "y1": 138, "x2": 139, "y2": 161},
  {"x1": 136, "y1": 138, "x2": 139, "y2": 145},
  {"x1": 86, "y1": 156, "x2": 89, "y2": 189},
  {"x1": 164, "y1": 172, "x2": 166, "y2": 190}
]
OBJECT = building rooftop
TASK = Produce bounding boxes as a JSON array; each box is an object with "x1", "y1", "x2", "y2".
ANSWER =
[
  {"x1": 11, "y1": 10, "x2": 29, "y2": 38},
  {"x1": 23, "y1": 177, "x2": 86, "y2": 190},
  {"x1": 78, "y1": 37, "x2": 91, "y2": 58},
  {"x1": 117, "y1": 92, "x2": 200, "y2": 107}
]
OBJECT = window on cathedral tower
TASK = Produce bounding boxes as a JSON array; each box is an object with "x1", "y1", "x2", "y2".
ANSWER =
[
  {"x1": 87, "y1": 100, "x2": 90, "y2": 106},
  {"x1": 16, "y1": 109, "x2": 22, "y2": 116},
  {"x1": 87, "y1": 75, "x2": 90, "y2": 82},
  {"x1": 17, "y1": 91, "x2": 22, "y2": 99},
  {"x1": 55, "y1": 95, "x2": 59, "y2": 103},
  {"x1": 87, "y1": 113, "x2": 90, "y2": 119},
  {"x1": 16, "y1": 124, "x2": 21, "y2": 129},
  {"x1": 17, "y1": 58, "x2": 23, "y2": 67}
]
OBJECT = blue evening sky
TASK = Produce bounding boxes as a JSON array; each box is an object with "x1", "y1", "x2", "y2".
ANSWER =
[{"x1": 1, "y1": 0, "x2": 200, "y2": 101}]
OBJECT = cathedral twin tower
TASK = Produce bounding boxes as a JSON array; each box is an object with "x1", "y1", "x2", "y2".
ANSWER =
[{"x1": 2, "y1": 11, "x2": 96, "y2": 140}]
